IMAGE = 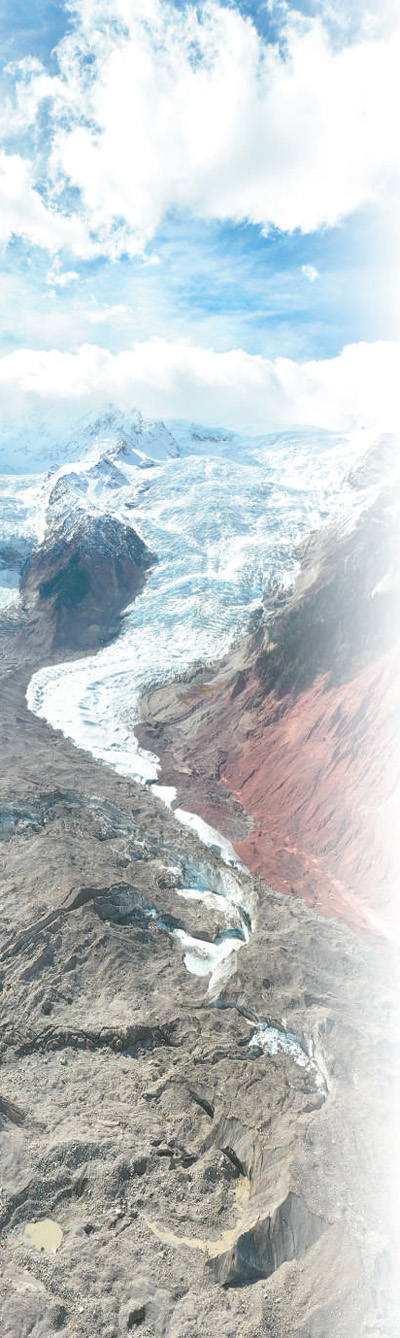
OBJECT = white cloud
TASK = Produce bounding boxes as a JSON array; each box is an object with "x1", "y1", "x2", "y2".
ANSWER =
[
  {"x1": 0, "y1": 151, "x2": 92, "y2": 255},
  {"x1": 46, "y1": 258, "x2": 80, "y2": 287},
  {"x1": 302, "y1": 264, "x2": 319, "y2": 282},
  {"x1": 0, "y1": 337, "x2": 398, "y2": 435},
  {"x1": 6, "y1": 0, "x2": 400, "y2": 256},
  {"x1": 86, "y1": 302, "x2": 130, "y2": 324}
]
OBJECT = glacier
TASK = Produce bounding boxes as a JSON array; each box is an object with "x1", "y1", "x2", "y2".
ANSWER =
[{"x1": 0, "y1": 408, "x2": 367, "y2": 782}]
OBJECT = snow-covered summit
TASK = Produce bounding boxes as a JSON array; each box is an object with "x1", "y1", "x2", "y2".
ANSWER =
[{"x1": 0, "y1": 405, "x2": 180, "y2": 475}]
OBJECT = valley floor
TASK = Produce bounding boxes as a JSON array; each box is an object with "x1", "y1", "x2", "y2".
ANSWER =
[{"x1": 0, "y1": 603, "x2": 399, "y2": 1337}]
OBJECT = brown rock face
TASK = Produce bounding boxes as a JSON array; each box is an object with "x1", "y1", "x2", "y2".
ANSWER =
[
  {"x1": 21, "y1": 484, "x2": 155, "y2": 651},
  {"x1": 222, "y1": 654, "x2": 399, "y2": 940},
  {"x1": 138, "y1": 464, "x2": 400, "y2": 943}
]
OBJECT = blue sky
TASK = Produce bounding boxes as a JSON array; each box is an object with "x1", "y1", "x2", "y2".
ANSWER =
[
  {"x1": 0, "y1": 0, "x2": 398, "y2": 431},
  {"x1": 0, "y1": 1, "x2": 68, "y2": 66},
  {"x1": 1, "y1": 208, "x2": 394, "y2": 361}
]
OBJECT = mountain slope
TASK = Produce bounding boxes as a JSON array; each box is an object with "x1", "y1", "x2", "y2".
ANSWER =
[
  {"x1": 138, "y1": 441, "x2": 400, "y2": 941},
  {"x1": 20, "y1": 477, "x2": 156, "y2": 651}
]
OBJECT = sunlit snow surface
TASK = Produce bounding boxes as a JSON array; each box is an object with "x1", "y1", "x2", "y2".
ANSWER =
[{"x1": 0, "y1": 415, "x2": 365, "y2": 778}]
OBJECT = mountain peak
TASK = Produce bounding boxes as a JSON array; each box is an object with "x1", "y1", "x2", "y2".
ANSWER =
[{"x1": 0, "y1": 404, "x2": 180, "y2": 474}]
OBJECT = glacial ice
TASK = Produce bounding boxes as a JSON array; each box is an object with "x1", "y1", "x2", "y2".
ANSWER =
[{"x1": 22, "y1": 417, "x2": 365, "y2": 790}]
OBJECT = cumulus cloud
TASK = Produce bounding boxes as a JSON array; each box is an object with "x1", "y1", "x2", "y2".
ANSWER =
[
  {"x1": 302, "y1": 264, "x2": 319, "y2": 282},
  {"x1": 0, "y1": 151, "x2": 92, "y2": 255},
  {"x1": 46, "y1": 258, "x2": 80, "y2": 287},
  {"x1": 3, "y1": 0, "x2": 400, "y2": 256},
  {"x1": 0, "y1": 337, "x2": 398, "y2": 435},
  {"x1": 86, "y1": 302, "x2": 130, "y2": 324}
]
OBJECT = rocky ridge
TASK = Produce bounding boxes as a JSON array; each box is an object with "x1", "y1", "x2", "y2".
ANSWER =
[{"x1": 19, "y1": 476, "x2": 156, "y2": 652}]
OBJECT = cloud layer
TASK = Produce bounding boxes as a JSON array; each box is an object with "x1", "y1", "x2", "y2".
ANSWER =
[
  {"x1": 2, "y1": 0, "x2": 400, "y2": 256},
  {"x1": 0, "y1": 337, "x2": 398, "y2": 435}
]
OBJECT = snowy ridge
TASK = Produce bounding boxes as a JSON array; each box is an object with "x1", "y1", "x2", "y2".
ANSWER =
[
  {"x1": 0, "y1": 407, "x2": 178, "y2": 606},
  {"x1": 0, "y1": 406, "x2": 179, "y2": 475}
]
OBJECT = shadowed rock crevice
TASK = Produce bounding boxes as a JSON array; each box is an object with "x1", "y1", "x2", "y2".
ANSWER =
[
  {"x1": 0, "y1": 1094, "x2": 25, "y2": 1129},
  {"x1": 210, "y1": 1191, "x2": 328, "y2": 1286},
  {"x1": 127, "y1": 1305, "x2": 146, "y2": 1328}
]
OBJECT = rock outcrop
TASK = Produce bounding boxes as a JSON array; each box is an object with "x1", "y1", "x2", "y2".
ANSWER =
[{"x1": 20, "y1": 478, "x2": 155, "y2": 651}]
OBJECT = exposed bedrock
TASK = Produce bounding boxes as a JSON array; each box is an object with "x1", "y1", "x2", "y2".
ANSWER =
[
  {"x1": 138, "y1": 461, "x2": 400, "y2": 941},
  {"x1": 209, "y1": 1190, "x2": 327, "y2": 1286},
  {"x1": 20, "y1": 480, "x2": 155, "y2": 651}
]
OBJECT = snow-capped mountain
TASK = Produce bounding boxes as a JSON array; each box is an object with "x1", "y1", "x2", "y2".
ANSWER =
[
  {"x1": 0, "y1": 407, "x2": 178, "y2": 608},
  {"x1": 0, "y1": 406, "x2": 180, "y2": 475}
]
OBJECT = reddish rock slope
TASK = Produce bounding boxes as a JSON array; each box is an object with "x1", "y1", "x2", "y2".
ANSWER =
[
  {"x1": 139, "y1": 453, "x2": 400, "y2": 943},
  {"x1": 219, "y1": 655, "x2": 398, "y2": 939}
]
